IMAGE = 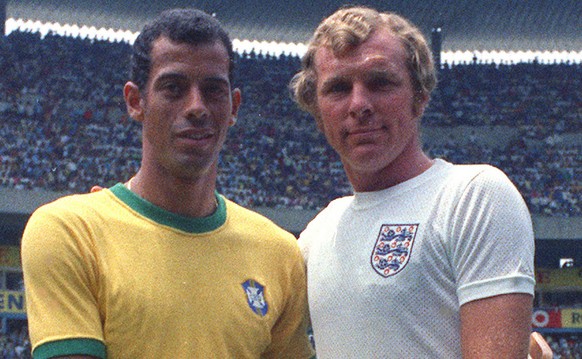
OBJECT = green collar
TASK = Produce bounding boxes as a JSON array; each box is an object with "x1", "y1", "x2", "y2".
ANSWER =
[{"x1": 110, "y1": 183, "x2": 226, "y2": 233}]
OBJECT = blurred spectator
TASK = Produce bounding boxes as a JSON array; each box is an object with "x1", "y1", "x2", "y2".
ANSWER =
[
  {"x1": 0, "y1": 31, "x2": 580, "y2": 216},
  {"x1": 0, "y1": 324, "x2": 31, "y2": 359},
  {"x1": 544, "y1": 334, "x2": 581, "y2": 359},
  {"x1": 0, "y1": 29, "x2": 580, "y2": 358}
]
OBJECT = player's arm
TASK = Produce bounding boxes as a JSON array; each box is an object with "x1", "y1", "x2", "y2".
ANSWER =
[
  {"x1": 451, "y1": 167, "x2": 535, "y2": 358},
  {"x1": 22, "y1": 205, "x2": 106, "y2": 358},
  {"x1": 460, "y1": 293, "x2": 533, "y2": 359}
]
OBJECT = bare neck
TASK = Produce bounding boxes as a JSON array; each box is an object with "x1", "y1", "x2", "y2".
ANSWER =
[
  {"x1": 346, "y1": 145, "x2": 433, "y2": 193},
  {"x1": 129, "y1": 166, "x2": 219, "y2": 218}
]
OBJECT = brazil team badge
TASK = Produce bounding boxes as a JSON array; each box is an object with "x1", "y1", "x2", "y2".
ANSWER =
[
  {"x1": 242, "y1": 279, "x2": 268, "y2": 316},
  {"x1": 371, "y1": 224, "x2": 418, "y2": 277}
]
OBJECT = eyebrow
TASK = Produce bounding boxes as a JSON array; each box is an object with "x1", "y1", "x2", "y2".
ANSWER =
[
  {"x1": 366, "y1": 68, "x2": 401, "y2": 80},
  {"x1": 152, "y1": 72, "x2": 186, "y2": 85},
  {"x1": 320, "y1": 75, "x2": 349, "y2": 90},
  {"x1": 204, "y1": 76, "x2": 231, "y2": 87},
  {"x1": 320, "y1": 68, "x2": 401, "y2": 89},
  {"x1": 153, "y1": 72, "x2": 231, "y2": 87}
]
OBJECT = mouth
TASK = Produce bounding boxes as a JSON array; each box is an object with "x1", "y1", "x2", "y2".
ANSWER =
[
  {"x1": 345, "y1": 127, "x2": 386, "y2": 142},
  {"x1": 179, "y1": 132, "x2": 213, "y2": 140},
  {"x1": 350, "y1": 127, "x2": 382, "y2": 135},
  {"x1": 175, "y1": 129, "x2": 215, "y2": 146}
]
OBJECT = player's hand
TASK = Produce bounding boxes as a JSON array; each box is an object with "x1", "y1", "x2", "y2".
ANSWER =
[{"x1": 90, "y1": 185, "x2": 104, "y2": 193}]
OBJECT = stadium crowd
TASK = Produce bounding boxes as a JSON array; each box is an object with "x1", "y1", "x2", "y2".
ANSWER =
[
  {"x1": 0, "y1": 30, "x2": 580, "y2": 358},
  {"x1": 0, "y1": 31, "x2": 580, "y2": 216},
  {"x1": 545, "y1": 333, "x2": 582, "y2": 359},
  {"x1": 0, "y1": 324, "x2": 30, "y2": 359},
  {"x1": 1, "y1": 324, "x2": 581, "y2": 358}
]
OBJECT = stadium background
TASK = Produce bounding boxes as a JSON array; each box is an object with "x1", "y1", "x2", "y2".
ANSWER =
[{"x1": 0, "y1": 0, "x2": 580, "y2": 356}]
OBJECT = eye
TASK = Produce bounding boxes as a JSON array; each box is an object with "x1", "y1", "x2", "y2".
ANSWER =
[
  {"x1": 368, "y1": 75, "x2": 395, "y2": 91},
  {"x1": 203, "y1": 82, "x2": 229, "y2": 100},
  {"x1": 323, "y1": 80, "x2": 351, "y2": 95},
  {"x1": 160, "y1": 81, "x2": 184, "y2": 98}
]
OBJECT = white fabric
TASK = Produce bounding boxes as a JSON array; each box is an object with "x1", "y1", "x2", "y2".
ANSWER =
[{"x1": 299, "y1": 159, "x2": 535, "y2": 358}]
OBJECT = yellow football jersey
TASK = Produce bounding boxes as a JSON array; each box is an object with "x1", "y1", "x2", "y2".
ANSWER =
[{"x1": 22, "y1": 184, "x2": 314, "y2": 359}]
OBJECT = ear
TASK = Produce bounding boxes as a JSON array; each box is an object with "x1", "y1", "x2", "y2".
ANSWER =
[
  {"x1": 413, "y1": 92, "x2": 430, "y2": 119},
  {"x1": 124, "y1": 81, "x2": 145, "y2": 122},
  {"x1": 314, "y1": 115, "x2": 325, "y2": 133},
  {"x1": 229, "y1": 88, "x2": 242, "y2": 126},
  {"x1": 312, "y1": 104, "x2": 325, "y2": 133}
]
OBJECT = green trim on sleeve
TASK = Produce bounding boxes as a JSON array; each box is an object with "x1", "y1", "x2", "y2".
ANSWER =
[
  {"x1": 110, "y1": 183, "x2": 227, "y2": 233},
  {"x1": 33, "y1": 338, "x2": 106, "y2": 359}
]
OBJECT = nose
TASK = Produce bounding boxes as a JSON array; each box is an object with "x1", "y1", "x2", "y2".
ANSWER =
[
  {"x1": 184, "y1": 86, "x2": 209, "y2": 121},
  {"x1": 348, "y1": 83, "x2": 373, "y2": 122}
]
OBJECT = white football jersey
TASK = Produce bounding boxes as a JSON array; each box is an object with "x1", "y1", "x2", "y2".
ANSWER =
[{"x1": 299, "y1": 159, "x2": 535, "y2": 358}]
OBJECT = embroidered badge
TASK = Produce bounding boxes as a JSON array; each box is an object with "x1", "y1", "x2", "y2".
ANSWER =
[
  {"x1": 242, "y1": 279, "x2": 268, "y2": 316},
  {"x1": 371, "y1": 224, "x2": 418, "y2": 277}
]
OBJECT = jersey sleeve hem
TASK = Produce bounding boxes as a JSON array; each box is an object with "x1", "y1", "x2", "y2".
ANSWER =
[
  {"x1": 457, "y1": 273, "x2": 535, "y2": 306},
  {"x1": 33, "y1": 338, "x2": 106, "y2": 359}
]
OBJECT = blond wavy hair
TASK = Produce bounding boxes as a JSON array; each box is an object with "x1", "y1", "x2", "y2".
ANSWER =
[{"x1": 290, "y1": 6, "x2": 437, "y2": 120}]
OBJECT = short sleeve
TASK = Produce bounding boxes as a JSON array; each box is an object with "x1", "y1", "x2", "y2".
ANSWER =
[
  {"x1": 449, "y1": 166, "x2": 536, "y2": 305},
  {"x1": 22, "y1": 203, "x2": 106, "y2": 358}
]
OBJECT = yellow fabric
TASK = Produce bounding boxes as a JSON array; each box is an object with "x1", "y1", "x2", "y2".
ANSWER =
[{"x1": 22, "y1": 184, "x2": 314, "y2": 358}]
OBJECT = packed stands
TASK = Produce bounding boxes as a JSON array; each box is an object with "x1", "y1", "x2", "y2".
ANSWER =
[
  {"x1": 0, "y1": 324, "x2": 30, "y2": 358},
  {"x1": 0, "y1": 31, "x2": 580, "y2": 216},
  {"x1": 2, "y1": 324, "x2": 582, "y2": 358},
  {"x1": 0, "y1": 29, "x2": 580, "y2": 358},
  {"x1": 544, "y1": 333, "x2": 581, "y2": 358}
]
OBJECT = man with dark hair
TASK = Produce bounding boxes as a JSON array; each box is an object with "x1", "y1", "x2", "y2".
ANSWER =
[
  {"x1": 129, "y1": 8, "x2": 236, "y2": 90},
  {"x1": 22, "y1": 8, "x2": 314, "y2": 359}
]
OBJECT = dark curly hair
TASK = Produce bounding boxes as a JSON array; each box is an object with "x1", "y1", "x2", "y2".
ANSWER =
[{"x1": 130, "y1": 8, "x2": 235, "y2": 91}]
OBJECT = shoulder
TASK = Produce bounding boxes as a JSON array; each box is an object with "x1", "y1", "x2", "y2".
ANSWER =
[
  {"x1": 298, "y1": 195, "x2": 353, "y2": 260},
  {"x1": 437, "y1": 163, "x2": 529, "y2": 218},
  {"x1": 224, "y1": 198, "x2": 287, "y2": 229},
  {"x1": 313, "y1": 195, "x2": 353, "y2": 221},
  {"x1": 29, "y1": 190, "x2": 117, "y2": 224},
  {"x1": 439, "y1": 163, "x2": 519, "y2": 201},
  {"x1": 223, "y1": 197, "x2": 297, "y2": 243},
  {"x1": 301, "y1": 196, "x2": 352, "y2": 234},
  {"x1": 30, "y1": 190, "x2": 110, "y2": 219},
  {"x1": 463, "y1": 164, "x2": 523, "y2": 199},
  {"x1": 448, "y1": 163, "x2": 511, "y2": 186},
  {"x1": 21, "y1": 192, "x2": 114, "y2": 273},
  {"x1": 425, "y1": 161, "x2": 532, "y2": 242},
  {"x1": 23, "y1": 190, "x2": 119, "y2": 248},
  {"x1": 444, "y1": 163, "x2": 533, "y2": 239},
  {"x1": 222, "y1": 198, "x2": 307, "y2": 272}
]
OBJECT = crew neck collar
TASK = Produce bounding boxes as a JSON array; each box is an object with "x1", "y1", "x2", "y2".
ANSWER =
[{"x1": 110, "y1": 183, "x2": 226, "y2": 233}]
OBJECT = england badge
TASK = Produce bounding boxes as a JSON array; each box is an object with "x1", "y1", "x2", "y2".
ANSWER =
[
  {"x1": 242, "y1": 279, "x2": 268, "y2": 316},
  {"x1": 370, "y1": 224, "x2": 418, "y2": 277}
]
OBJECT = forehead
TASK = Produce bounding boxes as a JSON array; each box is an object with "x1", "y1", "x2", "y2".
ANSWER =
[
  {"x1": 314, "y1": 27, "x2": 408, "y2": 79},
  {"x1": 148, "y1": 36, "x2": 230, "y2": 80}
]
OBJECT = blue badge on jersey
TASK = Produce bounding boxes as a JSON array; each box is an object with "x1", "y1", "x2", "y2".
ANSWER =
[
  {"x1": 242, "y1": 279, "x2": 268, "y2": 316},
  {"x1": 371, "y1": 224, "x2": 418, "y2": 277}
]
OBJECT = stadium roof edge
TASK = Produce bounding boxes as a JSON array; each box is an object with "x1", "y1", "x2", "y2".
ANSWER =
[{"x1": 5, "y1": 18, "x2": 582, "y2": 64}]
